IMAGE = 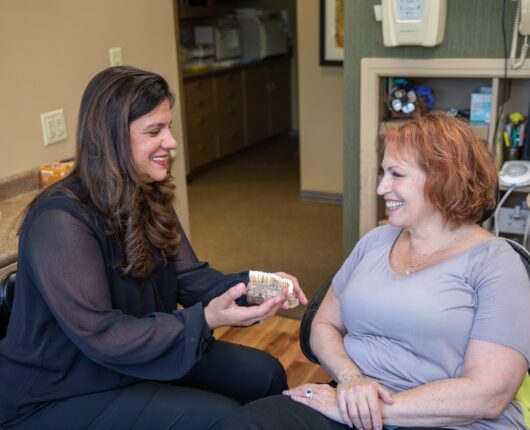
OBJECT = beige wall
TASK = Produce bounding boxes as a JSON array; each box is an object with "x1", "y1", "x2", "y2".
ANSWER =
[
  {"x1": 0, "y1": 0, "x2": 190, "y2": 233},
  {"x1": 297, "y1": 0, "x2": 343, "y2": 195}
]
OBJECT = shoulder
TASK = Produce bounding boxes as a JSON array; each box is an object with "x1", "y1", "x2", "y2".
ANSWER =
[
  {"x1": 354, "y1": 224, "x2": 401, "y2": 254},
  {"x1": 467, "y1": 237, "x2": 530, "y2": 290},
  {"x1": 22, "y1": 179, "x2": 96, "y2": 234},
  {"x1": 333, "y1": 225, "x2": 399, "y2": 294}
]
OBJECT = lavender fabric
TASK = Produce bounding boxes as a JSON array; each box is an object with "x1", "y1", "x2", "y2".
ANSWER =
[{"x1": 333, "y1": 224, "x2": 530, "y2": 429}]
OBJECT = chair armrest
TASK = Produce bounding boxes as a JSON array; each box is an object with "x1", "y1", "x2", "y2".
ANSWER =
[{"x1": 299, "y1": 273, "x2": 334, "y2": 364}]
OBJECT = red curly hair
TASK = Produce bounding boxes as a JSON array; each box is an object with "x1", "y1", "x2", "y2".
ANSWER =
[{"x1": 383, "y1": 111, "x2": 498, "y2": 227}]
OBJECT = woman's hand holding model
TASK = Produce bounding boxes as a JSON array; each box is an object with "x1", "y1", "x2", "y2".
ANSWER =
[{"x1": 205, "y1": 272, "x2": 306, "y2": 329}]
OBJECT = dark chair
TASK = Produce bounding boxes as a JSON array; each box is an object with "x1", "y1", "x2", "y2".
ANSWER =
[
  {"x1": 299, "y1": 238, "x2": 530, "y2": 365},
  {"x1": 0, "y1": 271, "x2": 16, "y2": 340}
]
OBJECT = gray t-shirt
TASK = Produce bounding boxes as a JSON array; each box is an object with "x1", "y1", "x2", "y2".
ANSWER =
[{"x1": 333, "y1": 224, "x2": 530, "y2": 429}]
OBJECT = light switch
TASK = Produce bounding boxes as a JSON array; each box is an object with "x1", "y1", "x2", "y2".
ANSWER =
[
  {"x1": 109, "y1": 47, "x2": 123, "y2": 66},
  {"x1": 40, "y1": 109, "x2": 67, "y2": 146}
]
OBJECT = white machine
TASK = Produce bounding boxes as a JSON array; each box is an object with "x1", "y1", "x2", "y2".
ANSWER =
[
  {"x1": 510, "y1": 0, "x2": 530, "y2": 69},
  {"x1": 236, "y1": 9, "x2": 289, "y2": 60},
  {"x1": 499, "y1": 160, "x2": 530, "y2": 187},
  {"x1": 214, "y1": 19, "x2": 242, "y2": 61},
  {"x1": 495, "y1": 161, "x2": 530, "y2": 241},
  {"x1": 381, "y1": 0, "x2": 447, "y2": 47}
]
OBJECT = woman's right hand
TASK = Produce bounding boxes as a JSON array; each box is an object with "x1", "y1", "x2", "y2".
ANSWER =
[
  {"x1": 336, "y1": 374, "x2": 393, "y2": 430},
  {"x1": 204, "y1": 283, "x2": 285, "y2": 329}
]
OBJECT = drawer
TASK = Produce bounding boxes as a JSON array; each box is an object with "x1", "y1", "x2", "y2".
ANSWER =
[
  {"x1": 188, "y1": 135, "x2": 218, "y2": 170},
  {"x1": 218, "y1": 128, "x2": 244, "y2": 157},
  {"x1": 244, "y1": 63, "x2": 270, "y2": 84},
  {"x1": 216, "y1": 108, "x2": 243, "y2": 133},
  {"x1": 184, "y1": 77, "x2": 214, "y2": 117},
  {"x1": 186, "y1": 111, "x2": 216, "y2": 141},
  {"x1": 215, "y1": 71, "x2": 242, "y2": 99}
]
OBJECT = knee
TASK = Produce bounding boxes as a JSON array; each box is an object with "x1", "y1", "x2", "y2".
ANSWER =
[{"x1": 255, "y1": 353, "x2": 288, "y2": 396}]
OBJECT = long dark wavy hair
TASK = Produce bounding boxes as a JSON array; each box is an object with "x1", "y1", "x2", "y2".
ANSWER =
[{"x1": 29, "y1": 66, "x2": 181, "y2": 278}]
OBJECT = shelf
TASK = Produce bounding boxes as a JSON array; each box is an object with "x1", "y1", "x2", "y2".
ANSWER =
[{"x1": 379, "y1": 118, "x2": 489, "y2": 141}]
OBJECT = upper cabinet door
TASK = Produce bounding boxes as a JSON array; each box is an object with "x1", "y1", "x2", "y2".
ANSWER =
[{"x1": 178, "y1": 0, "x2": 215, "y2": 19}]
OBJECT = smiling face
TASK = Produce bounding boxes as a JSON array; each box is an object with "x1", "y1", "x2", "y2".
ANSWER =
[
  {"x1": 130, "y1": 99, "x2": 176, "y2": 182},
  {"x1": 377, "y1": 149, "x2": 436, "y2": 229}
]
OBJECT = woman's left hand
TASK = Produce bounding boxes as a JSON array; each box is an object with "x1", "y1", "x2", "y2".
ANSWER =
[
  {"x1": 274, "y1": 272, "x2": 308, "y2": 308},
  {"x1": 284, "y1": 383, "x2": 348, "y2": 425}
]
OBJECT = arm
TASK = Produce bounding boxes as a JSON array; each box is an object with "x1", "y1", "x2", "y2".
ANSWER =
[
  {"x1": 172, "y1": 223, "x2": 249, "y2": 307},
  {"x1": 311, "y1": 288, "x2": 393, "y2": 429},
  {"x1": 173, "y1": 227, "x2": 307, "y2": 309},
  {"x1": 381, "y1": 339, "x2": 528, "y2": 427},
  {"x1": 23, "y1": 209, "x2": 217, "y2": 380},
  {"x1": 311, "y1": 287, "x2": 360, "y2": 381}
]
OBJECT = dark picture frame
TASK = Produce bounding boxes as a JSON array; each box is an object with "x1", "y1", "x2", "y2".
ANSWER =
[{"x1": 320, "y1": 0, "x2": 344, "y2": 66}]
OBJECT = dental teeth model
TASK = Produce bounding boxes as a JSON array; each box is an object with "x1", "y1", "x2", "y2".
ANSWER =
[{"x1": 244, "y1": 270, "x2": 299, "y2": 308}]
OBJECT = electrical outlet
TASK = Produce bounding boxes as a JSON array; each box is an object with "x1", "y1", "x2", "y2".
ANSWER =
[
  {"x1": 109, "y1": 47, "x2": 123, "y2": 66},
  {"x1": 40, "y1": 109, "x2": 67, "y2": 146}
]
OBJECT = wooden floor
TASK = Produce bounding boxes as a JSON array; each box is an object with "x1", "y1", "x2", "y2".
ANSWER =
[{"x1": 216, "y1": 316, "x2": 330, "y2": 388}]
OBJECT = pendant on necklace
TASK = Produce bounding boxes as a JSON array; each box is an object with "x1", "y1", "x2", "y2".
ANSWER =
[{"x1": 405, "y1": 267, "x2": 412, "y2": 275}]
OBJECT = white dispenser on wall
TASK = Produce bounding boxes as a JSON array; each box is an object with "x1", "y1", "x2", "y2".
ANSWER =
[{"x1": 382, "y1": 0, "x2": 447, "y2": 47}]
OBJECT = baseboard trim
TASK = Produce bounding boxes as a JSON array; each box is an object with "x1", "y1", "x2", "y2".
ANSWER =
[{"x1": 300, "y1": 190, "x2": 343, "y2": 205}]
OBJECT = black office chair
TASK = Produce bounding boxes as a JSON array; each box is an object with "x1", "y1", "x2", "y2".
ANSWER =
[
  {"x1": 299, "y1": 238, "x2": 530, "y2": 365},
  {"x1": 0, "y1": 271, "x2": 16, "y2": 340}
]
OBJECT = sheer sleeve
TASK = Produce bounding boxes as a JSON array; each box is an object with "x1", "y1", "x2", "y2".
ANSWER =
[
  {"x1": 21, "y1": 209, "x2": 215, "y2": 380},
  {"x1": 172, "y1": 221, "x2": 249, "y2": 308}
]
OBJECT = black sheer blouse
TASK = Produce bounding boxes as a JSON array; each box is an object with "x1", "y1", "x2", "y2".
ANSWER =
[{"x1": 0, "y1": 184, "x2": 248, "y2": 421}]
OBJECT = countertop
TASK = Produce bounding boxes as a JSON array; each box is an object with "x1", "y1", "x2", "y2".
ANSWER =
[
  {"x1": 0, "y1": 169, "x2": 40, "y2": 268},
  {"x1": 181, "y1": 55, "x2": 290, "y2": 80}
]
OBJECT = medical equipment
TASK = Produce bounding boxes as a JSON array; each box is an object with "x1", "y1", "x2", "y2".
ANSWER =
[
  {"x1": 510, "y1": 0, "x2": 530, "y2": 69},
  {"x1": 499, "y1": 160, "x2": 530, "y2": 187},
  {"x1": 495, "y1": 162, "x2": 530, "y2": 247},
  {"x1": 381, "y1": 0, "x2": 447, "y2": 47}
]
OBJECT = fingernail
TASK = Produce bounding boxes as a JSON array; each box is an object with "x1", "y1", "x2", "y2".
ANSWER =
[{"x1": 236, "y1": 284, "x2": 245, "y2": 292}]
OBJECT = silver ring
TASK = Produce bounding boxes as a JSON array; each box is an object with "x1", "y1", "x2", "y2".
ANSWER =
[{"x1": 305, "y1": 389, "x2": 313, "y2": 399}]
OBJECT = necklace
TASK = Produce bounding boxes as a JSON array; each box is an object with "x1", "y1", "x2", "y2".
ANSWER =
[
  {"x1": 405, "y1": 253, "x2": 432, "y2": 275},
  {"x1": 403, "y1": 236, "x2": 452, "y2": 275}
]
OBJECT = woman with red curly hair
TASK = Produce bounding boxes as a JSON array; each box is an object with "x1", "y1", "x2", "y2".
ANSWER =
[{"x1": 224, "y1": 112, "x2": 530, "y2": 430}]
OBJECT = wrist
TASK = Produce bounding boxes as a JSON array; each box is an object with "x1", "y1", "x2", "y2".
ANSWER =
[{"x1": 337, "y1": 372, "x2": 364, "y2": 384}]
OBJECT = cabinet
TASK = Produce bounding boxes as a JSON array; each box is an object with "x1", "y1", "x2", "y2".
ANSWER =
[
  {"x1": 215, "y1": 71, "x2": 244, "y2": 157},
  {"x1": 243, "y1": 59, "x2": 291, "y2": 146},
  {"x1": 183, "y1": 76, "x2": 217, "y2": 170},
  {"x1": 359, "y1": 58, "x2": 530, "y2": 239},
  {"x1": 183, "y1": 58, "x2": 291, "y2": 171},
  {"x1": 177, "y1": 0, "x2": 215, "y2": 19}
]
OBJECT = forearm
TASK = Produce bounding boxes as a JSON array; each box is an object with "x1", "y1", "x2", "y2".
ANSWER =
[
  {"x1": 311, "y1": 322, "x2": 362, "y2": 381},
  {"x1": 382, "y1": 377, "x2": 511, "y2": 427}
]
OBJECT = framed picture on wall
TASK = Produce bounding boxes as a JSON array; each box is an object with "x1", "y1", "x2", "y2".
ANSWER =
[{"x1": 320, "y1": 0, "x2": 344, "y2": 66}]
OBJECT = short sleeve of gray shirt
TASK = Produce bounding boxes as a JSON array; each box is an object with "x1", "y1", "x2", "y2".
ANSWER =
[{"x1": 332, "y1": 224, "x2": 530, "y2": 430}]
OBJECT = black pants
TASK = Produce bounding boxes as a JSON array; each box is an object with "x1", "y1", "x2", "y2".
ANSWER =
[
  {"x1": 5, "y1": 341, "x2": 287, "y2": 430},
  {"x1": 221, "y1": 395, "x2": 446, "y2": 430}
]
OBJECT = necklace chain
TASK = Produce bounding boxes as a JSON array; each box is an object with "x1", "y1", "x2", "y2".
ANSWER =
[{"x1": 404, "y1": 237, "x2": 454, "y2": 275}]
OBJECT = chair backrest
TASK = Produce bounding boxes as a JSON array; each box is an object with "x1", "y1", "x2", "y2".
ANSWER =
[
  {"x1": 0, "y1": 271, "x2": 16, "y2": 340},
  {"x1": 299, "y1": 238, "x2": 530, "y2": 365}
]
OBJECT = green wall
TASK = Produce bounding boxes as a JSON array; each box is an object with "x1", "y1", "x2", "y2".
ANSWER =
[{"x1": 343, "y1": 0, "x2": 518, "y2": 253}]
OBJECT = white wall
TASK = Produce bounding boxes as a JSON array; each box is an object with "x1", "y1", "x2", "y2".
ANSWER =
[
  {"x1": 0, "y1": 0, "x2": 190, "y2": 233},
  {"x1": 297, "y1": 0, "x2": 343, "y2": 195}
]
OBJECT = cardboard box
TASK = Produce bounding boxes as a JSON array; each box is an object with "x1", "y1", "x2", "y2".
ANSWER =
[
  {"x1": 39, "y1": 161, "x2": 74, "y2": 188},
  {"x1": 470, "y1": 89, "x2": 491, "y2": 123}
]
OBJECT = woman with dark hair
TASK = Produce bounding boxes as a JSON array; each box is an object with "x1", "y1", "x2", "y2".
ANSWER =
[
  {"x1": 0, "y1": 66, "x2": 307, "y2": 429},
  {"x1": 223, "y1": 112, "x2": 530, "y2": 429}
]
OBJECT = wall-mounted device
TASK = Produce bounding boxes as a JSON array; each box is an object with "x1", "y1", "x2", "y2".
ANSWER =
[
  {"x1": 499, "y1": 160, "x2": 530, "y2": 187},
  {"x1": 510, "y1": 0, "x2": 530, "y2": 69},
  {"x1": 381, "y1": 0, "x2": 447, "y2": 47}
]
